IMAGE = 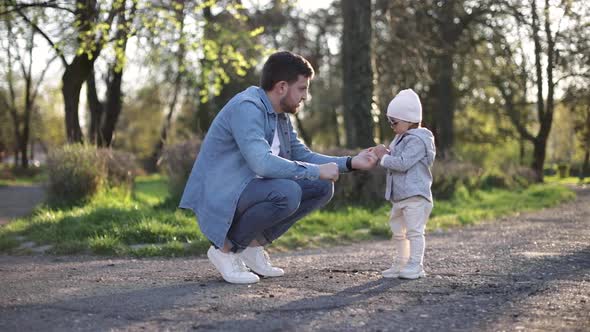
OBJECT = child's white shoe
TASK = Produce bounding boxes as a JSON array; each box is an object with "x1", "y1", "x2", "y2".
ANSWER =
[
  {"x1": 382, "y1": 264, "x2": 402, "y2": 278},
  {"x1": 398, "y1": 261, "x2": 426, "y2": 279},
  {"x1": 383, "y1": 238, "x2": 410, "y2": 278}
]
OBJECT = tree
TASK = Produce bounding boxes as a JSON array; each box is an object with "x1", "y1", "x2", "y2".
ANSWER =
[
  {"x1": 422, "y1": 1, "x2": 493, "y2": 156},
  {"x1": 341, "y1": 0, "x2": 374, "y2": 148},
  {"x1": 87, "y1": 0, "x2": 137, "y2": 147},
  {"x1": 0, "y1": 14, "x2": 56, "y2": 168},
  {"x1": 373, "y1": 0, "x2": 434, "y2": 143},
  {"x1": 4, "y1": 0, "x2": 124, "y2": 143},
  {"x1": 489, "y1": 0, "x2": 587, "y2": 181},
  {"x1": 261, "y1": 3, "x2": 342, "y2": 148},
  {"x1": 563, "y1": 85, "x2": 590, "y2": 179}
]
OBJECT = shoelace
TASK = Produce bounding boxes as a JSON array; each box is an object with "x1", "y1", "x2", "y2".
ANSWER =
[
  {"x1": 257, "y1": 248, "x2": 273, "y2": 268},
  {"x1": 231, "y1": 255, "x2": 250, "y2": 272}
]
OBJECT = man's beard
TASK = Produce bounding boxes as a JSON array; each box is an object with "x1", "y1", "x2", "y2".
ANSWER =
[{"x1": 280, "y1": 97, "x2": 300, "y2": 114}]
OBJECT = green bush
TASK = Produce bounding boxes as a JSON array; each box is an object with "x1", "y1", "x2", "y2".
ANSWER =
[
  {"x1": 98, "y1": 148, "x2": 141, "y2": 189},
  {"x1": 432, "y1": 159, "x2": 483, "y2": 200},
  {"x1": 480, "y1": 170, "x2": 510, "y2": 189},
  {"x1": 479, "y1": 166, "x2": 537, "y2": 190},
  {"x1": 557, "y1": 164, "x2": 570, "y2": 178},
  {"x1": 512, "y1": 166, "x2": 537, "y2": 187},
  {"x1": 47, "y1": 144, "x2": 106, "y2": 206},
  {"x1": 161, "y1": 138, "x2": 201, "y2": 203}
]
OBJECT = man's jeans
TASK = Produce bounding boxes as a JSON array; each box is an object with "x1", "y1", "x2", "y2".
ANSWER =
[{"x1": 226, "y1": 178, "x2": 334, "y2": 252}]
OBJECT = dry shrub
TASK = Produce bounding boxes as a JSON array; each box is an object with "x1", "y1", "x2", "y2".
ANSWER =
[
  {"x1": 432, "y1": 159, "x2": 483, "y2": 199},
  {"x1": 47, "y1": 144, "x2": 106, "y2": 205},
  {"x1": 98, "y1": 148, "x2": 140, "y2": 189},
  {"x1": 161, "y1": 138, "x2": 201, "y2": 202}
]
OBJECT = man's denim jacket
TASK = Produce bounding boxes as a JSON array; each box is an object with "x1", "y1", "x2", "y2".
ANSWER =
[{"x1": 179, "y1": 86, "x2": 349, "y2": 248}]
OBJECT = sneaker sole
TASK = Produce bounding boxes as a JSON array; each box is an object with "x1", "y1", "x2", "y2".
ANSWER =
[
  {"x1": 382, "y1": 271, "x2": 400, "y2": 278},
  {"x1": 398, "y1": 271, "x2": 426, "y2": 279},
  {"x1": 247, "y1": 266, "x2": 284, "y2": 278}
]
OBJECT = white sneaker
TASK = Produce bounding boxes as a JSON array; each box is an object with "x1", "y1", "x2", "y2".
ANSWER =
[
  {"x1": 207, "y1": 246, "x2": 260, "y2": 284},
  {"x1": 382, "y1": 264, "x2": 402, "y2": 278},
  {"x1": 398, "y1": 261, "x2": 426, "y2": 279},
  {"x1": 240, "y1": 246, "x2": 284, "y2": 277}
]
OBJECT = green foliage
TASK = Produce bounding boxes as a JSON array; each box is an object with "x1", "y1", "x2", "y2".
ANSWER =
[
  {"x1": 0, "y1": 175, "x2": 575, "y2": 257},
  {"x1": 46, "y1": 144, "x2": 106, "y2": 206},
  {"x1": 431, "y1": 159, "x2": 482, "y2": 200},
  {"x1": 113, "y1": 85, "x2": 162, "y2": 159},
  {"x1": 0, "y1": 185, "x2": 201, "y2": 256},
  {"x1": 89, "y1": 234, "x2": 125, "y2": 255},
  {"x1": 133, "y1": 174, "x2": 169, "y2": 206},
  {"x1": 428, "y1": 184, "x2": 575, "y2": 230}
]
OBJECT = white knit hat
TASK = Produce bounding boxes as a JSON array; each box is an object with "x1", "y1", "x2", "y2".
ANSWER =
[{"x1": 386, "y1": 89, "x2": 422, "y2": 123}]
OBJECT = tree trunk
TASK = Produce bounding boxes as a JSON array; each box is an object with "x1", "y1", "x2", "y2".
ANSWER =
[
  {"x1": 87, "y1": 68, "x2": 104, "y2": 145},
  {"x1": 341, "y1": 0, "x2": 374, "y2": 148},
  {"x1": 62, "y1": 56, "x2": 92, "y2": 143},
  {"x1": 431, "y1": 53, "x2": 455, "y2": 156},
  {"x1": 100, "y1": 68, "x2": 124, "y2": 147},
  {"x1": 532, "y1": 137, "x2": 546, "y2": 182},
  {"x1": 582, "y1": 150, "x2": 589, "y2": 180},
  {"x1": 100, "y1": 3, "x2": 135, "y2": 147}
]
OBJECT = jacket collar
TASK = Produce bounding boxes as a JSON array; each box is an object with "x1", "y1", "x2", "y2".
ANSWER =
[{"x1": 256, "y1": 87, "x2": 276, "y2": 115}]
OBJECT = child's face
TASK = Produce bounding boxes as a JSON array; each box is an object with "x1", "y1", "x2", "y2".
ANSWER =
[{"x1": 387, "y1": 117, "x2": 412, "y2": 135}]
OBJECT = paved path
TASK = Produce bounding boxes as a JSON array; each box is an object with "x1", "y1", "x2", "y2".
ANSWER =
[
  {"x1": 0, "y1": 187, "x2": 588, "y2": 331},
  {"x1": 0, "y1": 185, "x2": 46, "y2": 225}
]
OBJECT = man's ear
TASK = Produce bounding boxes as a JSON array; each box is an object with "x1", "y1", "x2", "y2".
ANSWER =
[{"x1": 275, "y1": 81, "x2": 288, "y2": 95}]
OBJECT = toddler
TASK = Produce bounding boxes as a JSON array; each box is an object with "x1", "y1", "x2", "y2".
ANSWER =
[{"x1": 373, "y1": 89, "x2": 436, "y2": 279}]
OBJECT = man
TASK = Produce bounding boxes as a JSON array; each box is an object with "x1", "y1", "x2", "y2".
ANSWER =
[{"x1": 180, "y1": 51, "x2": 377, "y2": 284}]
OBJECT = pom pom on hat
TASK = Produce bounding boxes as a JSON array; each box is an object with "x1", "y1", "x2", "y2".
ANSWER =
[{"x1": 386, "y1": 89, "x2": 422, "y2": 123}]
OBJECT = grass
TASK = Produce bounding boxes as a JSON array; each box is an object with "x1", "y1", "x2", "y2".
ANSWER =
[
  {"x1": 0, "y1": 174, "x2": 576, "y2": 257},
  {"x1": 544, "y1": 174, "x2": 590, "y2": 185},
  {"x1": 0, "y1": 166, "x2": 47, "y2": 187}
]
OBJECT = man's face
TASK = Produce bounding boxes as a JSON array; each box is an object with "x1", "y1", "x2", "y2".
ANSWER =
[{"x1": 279, "y1": 75, "x2": 310, "y2": 114}]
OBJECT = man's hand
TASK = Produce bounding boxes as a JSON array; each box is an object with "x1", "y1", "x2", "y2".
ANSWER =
[
  {"x1": 351, "y1": 149, "x2": 379, "y2": 170},
  {"x1": 370, "y1": 144, "x2": 389, "y2": 160},
  {"x1": 319, "y1": 162, "x2": 339, "y2": 181}
]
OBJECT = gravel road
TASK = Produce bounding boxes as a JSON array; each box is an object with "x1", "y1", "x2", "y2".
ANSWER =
[
  {"x1": 1, "y1": 187, "x2": 588, "y2": 331},
  {"x1": 0, "y1": 185, "x2": 45, "y2": 225}
]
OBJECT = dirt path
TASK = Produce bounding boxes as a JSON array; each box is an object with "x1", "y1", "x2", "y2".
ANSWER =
[
  {"x1": 0, "y1": 185, "x2": 46, "y2": 225},
  {"x1": 0, "y1": 187, "x2": 588, "y2": 331}
]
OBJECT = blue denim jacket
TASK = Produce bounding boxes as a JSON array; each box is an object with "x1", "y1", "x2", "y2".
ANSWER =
[{"x1": 179, "y1": 86, "x2": 349, "y2": 248}]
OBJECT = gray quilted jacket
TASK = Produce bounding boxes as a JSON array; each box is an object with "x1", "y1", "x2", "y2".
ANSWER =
[{"x1": 381, "y1": 127, "x2": 436, "y2": 203}]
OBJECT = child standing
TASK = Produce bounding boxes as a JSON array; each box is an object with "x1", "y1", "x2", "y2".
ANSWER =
[{"x1": 373, "y1": 89, "x2": 436, "y2": 279}]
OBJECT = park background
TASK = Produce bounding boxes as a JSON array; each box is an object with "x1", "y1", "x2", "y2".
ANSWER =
[{"x1": 0, "y1": 0, "x2": 587, "y2": 256}]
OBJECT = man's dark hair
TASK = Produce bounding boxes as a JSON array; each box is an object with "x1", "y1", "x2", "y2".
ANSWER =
[{"x1": 260, "y1": 51, "x2": 315, "y2": 91}]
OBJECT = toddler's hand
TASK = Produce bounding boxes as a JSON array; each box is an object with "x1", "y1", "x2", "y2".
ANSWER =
[{"x1": 372, "y1": 144, "x2": 389, "y2": 160}]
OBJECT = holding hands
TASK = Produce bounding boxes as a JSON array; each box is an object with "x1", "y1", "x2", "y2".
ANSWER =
[
  {"x1": 351, "y1": 148, "x2": 379, "y2": 170},
  {"x1": 370, "y1": 144, "x2": 389, "y2": 160},
  {"x1": 319, "y1": 146, "x2": 387, "y2": 182}
]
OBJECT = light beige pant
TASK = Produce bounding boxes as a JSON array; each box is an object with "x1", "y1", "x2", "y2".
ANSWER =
[{"x1": 389, "y1": 196, "x2": 433, "y2": 267}]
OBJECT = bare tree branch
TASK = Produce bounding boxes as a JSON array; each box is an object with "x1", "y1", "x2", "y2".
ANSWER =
[
  {"x1": 14, "y1": 7, "x2": 67, "y2": 67},
  {"x1": 0, "y1": 1, "x2": 75, "y2": 16}
]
